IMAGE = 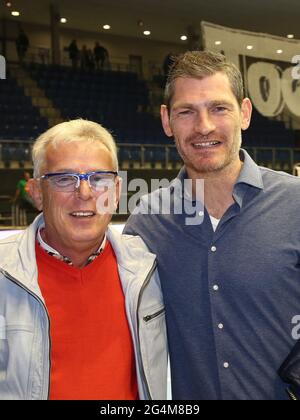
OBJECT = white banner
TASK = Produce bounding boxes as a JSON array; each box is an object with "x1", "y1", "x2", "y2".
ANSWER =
[{"x1": 201, "y1": 22, "x2": 300, "y2": 128}]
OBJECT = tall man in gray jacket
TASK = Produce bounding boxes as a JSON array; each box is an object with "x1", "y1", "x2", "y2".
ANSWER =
[{"x1": 0, "y1": 119, "x2": 167, "y2": 400}]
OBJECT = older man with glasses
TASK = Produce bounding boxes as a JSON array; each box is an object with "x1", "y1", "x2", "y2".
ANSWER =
[{"x1": 0, "y1": 119, "x2": 168, "y2": 400}]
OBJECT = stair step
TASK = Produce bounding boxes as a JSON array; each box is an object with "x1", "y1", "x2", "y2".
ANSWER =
[
  {"x1": 40, "y1": 107, "x2": 61, "y2": 118},
  {"x1": 25, "y1": 87, "x2": 43, "y2": 97},
  {"x1": 10, "y1": 65, "x2": 63, "y2": 127}
]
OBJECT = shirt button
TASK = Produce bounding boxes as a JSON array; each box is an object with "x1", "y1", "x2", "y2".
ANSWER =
[
  {"x1": 218, "y1": 323, "x2": 224, "y2": 330},
  {"x1": 223, "y1": 362, "x2": 230, "y2": 369},
  {"x1": 213, "y1": 285, "x2": 219, "y2": 291},
  {"x1": 211, "y1": 246, "x2": 217, "y2": 252}
]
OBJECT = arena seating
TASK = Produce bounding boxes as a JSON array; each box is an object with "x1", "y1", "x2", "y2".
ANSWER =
[
  {"x1": 26, "y1": 63, "x2": 170, "y2": 145},
  {"x1": 243, "y1": 107, "x2": 295, "y2": 148},
  {"x1": 0, "y1": 63, "x2": 296, "y2": 170},
  {"x1": 0, "y1": 72, "x2": 49, "y2": 141}
]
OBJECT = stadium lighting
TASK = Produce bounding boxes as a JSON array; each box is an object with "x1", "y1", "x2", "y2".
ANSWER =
[
  {"x1": 180, "y1": 35, "x2": 188, "y2": 41},
  {"x1": 60, "y1": 18, "x2": 67, "y2": 24},
  {"x1": 11, "y1": 11, "x2": 20, "y2": 17},
  {"x1": 215, "y1": 41, "x2": 222, "y2": 45},
  {"x1": 103, "y1": 25, "x2": 111, "y2": 30},
  {"x1": 143, "y1": 30, "x2": 151, "y2": 36},
  {"x1": 287, "y1": 34, "x2": 294, "y2": 39}
]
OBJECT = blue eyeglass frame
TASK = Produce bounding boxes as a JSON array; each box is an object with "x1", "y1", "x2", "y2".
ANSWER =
[{"x1": 40, "y1": 170, "x2": 118, "y2": 190}]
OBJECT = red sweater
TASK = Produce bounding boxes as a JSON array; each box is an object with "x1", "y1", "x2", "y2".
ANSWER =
[{"x1": 36, "y1": 241, "x2": 138, "y2": 400}]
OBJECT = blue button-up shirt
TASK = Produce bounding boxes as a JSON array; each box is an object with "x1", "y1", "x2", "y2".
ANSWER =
[{"x1": 124, "y1": 150, "x2": 300, "y2": 400}]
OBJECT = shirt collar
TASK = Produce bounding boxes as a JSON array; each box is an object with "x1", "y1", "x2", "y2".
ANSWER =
[
  {"x1": 235, "y1": 149, "x2": 264, "y2": 190},
  {"x1": 37, "y1": 223, "x2": 107, "y2": 266},
  {"x1": 232, "y1": 149, "x2": 264, "y2": 208},
  {"x1": 173, "y1": 149, "x2": 264, "y2": 203}
]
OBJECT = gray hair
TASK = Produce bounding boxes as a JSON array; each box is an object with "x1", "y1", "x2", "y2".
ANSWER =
[
  {"x1": 164, "y1": 50, "x2": 244, "y2": 110},
  {"x1": 32, "y1": 119, "x2": 118, "y2": 178}
]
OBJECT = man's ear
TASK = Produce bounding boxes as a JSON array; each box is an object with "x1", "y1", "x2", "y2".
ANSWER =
[
  {"x1": 27, "y1": 179, "x2": 43, "y2": 211},
  {"x1": 161, "y1": 105, "x2": 174, "y2": 137},
  {"x1": 241, "y1": 98, "x2": 253, "y2": 131}
]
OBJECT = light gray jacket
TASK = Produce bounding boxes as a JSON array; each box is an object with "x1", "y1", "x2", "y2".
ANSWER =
[{"x1": 0, "y1": 214, "x2": 168, "y2": 400}]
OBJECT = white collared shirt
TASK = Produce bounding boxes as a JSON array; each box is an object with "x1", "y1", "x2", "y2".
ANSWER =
[{"x1": 37, "y1": 223, "x2": 107, "y2": 266}]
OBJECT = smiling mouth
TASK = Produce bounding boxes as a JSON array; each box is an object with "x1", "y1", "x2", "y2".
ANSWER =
[
  {"x1": 70, "y1": 211, "x2": 96, "y2": 218},
  {"x1": 192, "y1": 141, "x2": 222, "y2": 148}
]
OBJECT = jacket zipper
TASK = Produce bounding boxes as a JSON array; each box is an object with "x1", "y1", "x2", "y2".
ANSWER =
[
  {"x1": 136, "y1": 260, "x2": 158, "y2": 400},
  {"x1": 143, "y1": 308, "x2": 165, "y2": 323},
  {"x1": 0, "y1": 269, "x2": 52, "y2": 400},
  {"x1": 287, "y1": 388, "x2": 298, "y2": 401}
]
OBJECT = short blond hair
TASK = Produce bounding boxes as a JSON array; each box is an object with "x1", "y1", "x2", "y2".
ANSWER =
[{"x1": 32, "y1": 119, "x2": 118, "y2": 178}]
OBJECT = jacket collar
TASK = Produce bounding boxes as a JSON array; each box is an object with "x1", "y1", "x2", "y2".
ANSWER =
[
  {"x1": 0, "y1": 213, "x2": 156, "y2": 298},
  {"x1": 107, "y1": 225, "x2": 156, "y2": 275}
]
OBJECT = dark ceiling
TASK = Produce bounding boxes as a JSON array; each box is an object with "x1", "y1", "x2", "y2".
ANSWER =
[{"x1": 1, "y1": 0, "x2": 299, "y2": 44}]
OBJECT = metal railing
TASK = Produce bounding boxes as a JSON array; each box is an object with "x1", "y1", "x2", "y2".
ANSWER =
[
  {"x1": 20, "y1": 46, "x2": 164, "y2": 79},
  {"x1": 118, "y1": 145, "x2": 300, "y2": 172},
  {"x1": 12, "y1": 203, "x2": 27, "y2": 226},
  {"x1": 246, "y1": 147, "x2": 299, "y2": 172},
  {"x1": 0, "y1": 140, "x2": 299, "y2": 172},
  {"x1": 0, "y1": 195, "x2": 27, "y2": 227}
]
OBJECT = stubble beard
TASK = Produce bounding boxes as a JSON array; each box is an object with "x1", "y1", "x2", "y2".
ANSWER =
[{"x1": 175, "y1": 132, "x2": 242, "y2": 176}]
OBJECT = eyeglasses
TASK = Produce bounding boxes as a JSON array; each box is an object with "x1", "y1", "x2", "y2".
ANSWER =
[{"x1": 39, "y1": 171, "x2": 118, "y2": 192}]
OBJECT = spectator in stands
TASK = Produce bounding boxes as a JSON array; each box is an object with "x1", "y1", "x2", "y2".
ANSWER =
[
  {"x1": 13, "y1": 170, "x2": 34, "y2": 210},
  {"x1": 16, "y1": 28, "x2": 29, "y2": 64},
  {"x1": 125, "y1": 50, "x2": 300, "y2": 400},
  {"x1": 68, "y1": 39, "x2": 79, "y2": 69},
  {"x1": 0, "y1": 119, "x2": 168, "y2": 400},
  {"x1": 94, "y1": 42, "x2": 109, "y2": 70}
]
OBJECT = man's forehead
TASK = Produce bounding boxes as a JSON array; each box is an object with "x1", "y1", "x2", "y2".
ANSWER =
[
  {"x1": 44, "y1": 142, "x2": 113, "y2": 171},
  {"x1": 46, "y1": 141, "x2": 110, "y2": 159},
  {"x1": 173, "y1": 73, "x2": 231, "y2": 92},
  {"x1": 171, "y1": 74, "x2": 236, "y2": 107},
  {"x1": 46, "y1": 140, "x2": 108, "y2": 152}
]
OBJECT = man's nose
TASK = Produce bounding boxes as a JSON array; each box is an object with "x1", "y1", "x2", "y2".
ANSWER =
[
  {"x1": 76, "y1": 179, "x2": 93, "y2": 200},
  {"x1": 194, "y1": 111, "x2": 216, "y2": 136}
]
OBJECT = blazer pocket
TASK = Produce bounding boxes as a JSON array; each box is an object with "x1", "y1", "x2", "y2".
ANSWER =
[
  {"x1": 0, "y1": 339, "x2": 9, "y2": 382},
  {"x1": 139, "y1": 306, "x2": 168, "y2": 399},
  {"x1": 0, "y1": 321, "x2": 34, "y2": 386},
  {"x1": 0, "y1": 315, "x2": 8, "y2": 381},
  {"x1": 143, "y1": 307, "x2": 165, "y2": 324}
]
